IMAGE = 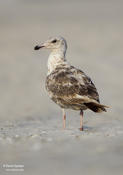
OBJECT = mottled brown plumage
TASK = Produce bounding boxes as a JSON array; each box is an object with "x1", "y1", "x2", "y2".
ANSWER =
[
  {"x1": 46, "y1": 64, "x2": 107, "y2": 112},
  {"x1": 34, "y1": 36, "x2": 108, "y2": 130}
]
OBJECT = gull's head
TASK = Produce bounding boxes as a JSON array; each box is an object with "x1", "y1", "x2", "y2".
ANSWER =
[{"x1": 34, "y1": 36, "x2": 67, "y2": 52}]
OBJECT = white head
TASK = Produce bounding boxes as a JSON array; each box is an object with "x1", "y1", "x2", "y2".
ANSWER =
[
  {"x1": 34, "y1": 36, "x2": 67, "y2": 55},
  {"x1": 34, "y1": 36, "x2": 68, "y2": 74}
]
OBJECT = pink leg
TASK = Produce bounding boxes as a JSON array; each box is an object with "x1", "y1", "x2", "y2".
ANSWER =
[
  {"x1": 79, "y1": 110, "x2": 83, "y2": 131},
  {"x1": 62, "y1": 109, "x2": 66, "y2": 129}
]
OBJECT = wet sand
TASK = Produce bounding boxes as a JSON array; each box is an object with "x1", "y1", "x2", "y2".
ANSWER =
[{"x1": 0, "y1": 0, "x2": 123, "y2": 174}]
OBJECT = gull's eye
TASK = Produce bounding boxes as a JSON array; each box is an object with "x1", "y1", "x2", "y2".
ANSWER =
[{"x1": 52, "y1": 39, "x2": 57, "y2": 43}]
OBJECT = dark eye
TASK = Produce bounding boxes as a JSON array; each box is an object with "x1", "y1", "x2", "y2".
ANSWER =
[{"x1": 52, "y1": 39, "x2": 57, "y2": 43}]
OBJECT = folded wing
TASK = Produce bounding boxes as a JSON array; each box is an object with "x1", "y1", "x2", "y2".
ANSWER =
[{"x1": 46, "y1": 65, "x2": 107, "y2": 112}]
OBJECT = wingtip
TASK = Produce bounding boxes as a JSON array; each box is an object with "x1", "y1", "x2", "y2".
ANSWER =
[{"x1": 104, "y1": 105, "x2": 110, "y2": 108}]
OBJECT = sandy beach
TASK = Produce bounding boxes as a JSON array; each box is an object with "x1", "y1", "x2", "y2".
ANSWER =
[{"x1": 0, "y1": 0, "x2": 123, "y2": 174}]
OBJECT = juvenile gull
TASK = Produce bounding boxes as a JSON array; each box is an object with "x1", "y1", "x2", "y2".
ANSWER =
[{"x1": 34, "y1": 36, "x2": 108, "y2": 131}]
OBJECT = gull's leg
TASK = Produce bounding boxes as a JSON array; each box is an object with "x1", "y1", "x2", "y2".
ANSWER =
[
  {"x1": 79, "y1": 110, "x2": 83, "y2": 131},
  {"x1": 62, "y1": 108, "x2": 66, "y2": 129}
]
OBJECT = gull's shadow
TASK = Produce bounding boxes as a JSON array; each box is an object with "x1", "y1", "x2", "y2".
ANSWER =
[{"x1": 83, "y1": 125, "x2": 94, "y2": 132}]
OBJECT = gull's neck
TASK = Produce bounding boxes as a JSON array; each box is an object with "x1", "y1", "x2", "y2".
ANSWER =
[{"x1": 47, "y1": 48, "x2": 67, "y2": 74}]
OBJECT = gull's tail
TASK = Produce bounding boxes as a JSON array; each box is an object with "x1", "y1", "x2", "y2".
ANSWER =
[{"x1": 84, "y1": 102, "x2": 109, "y2": 113}]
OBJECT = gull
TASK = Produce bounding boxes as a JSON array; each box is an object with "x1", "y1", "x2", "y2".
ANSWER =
[{"x1": 34, "y1": 36, "x2": 108, "y2": 131}]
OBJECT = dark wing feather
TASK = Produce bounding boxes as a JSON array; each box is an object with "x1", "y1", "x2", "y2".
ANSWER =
[
  {"x1": 46, "y1": 65, "x2": 99, "y2": 103},
  {"x1": 81, "y1": 71, "x2": 100, "y2": 102}
]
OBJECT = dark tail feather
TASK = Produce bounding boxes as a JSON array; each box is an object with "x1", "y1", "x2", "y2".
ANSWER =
[{"x1": 84, "y1": 102, "x2": 108, "y2": 113}]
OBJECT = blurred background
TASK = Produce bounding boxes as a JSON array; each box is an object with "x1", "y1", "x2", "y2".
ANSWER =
[{"x1": 0, "y1": 0, "x2": 123, "y2": 175}]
